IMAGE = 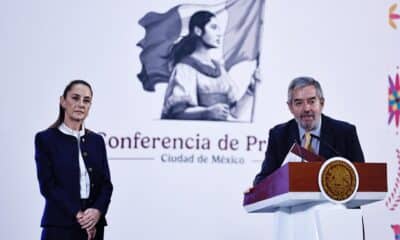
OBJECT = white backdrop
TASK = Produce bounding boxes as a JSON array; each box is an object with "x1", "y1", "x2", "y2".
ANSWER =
[{"x1": 1, "y1": 0, "x2": 399, "y2": 239}]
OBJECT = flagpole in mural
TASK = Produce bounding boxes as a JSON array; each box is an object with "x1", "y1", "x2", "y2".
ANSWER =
[
  {"x1": 251, "y1": 0, "x2": 266, "y2": 122},
  {"x1": 137, "y1": 0, "x2": 266, "y2": 122}
]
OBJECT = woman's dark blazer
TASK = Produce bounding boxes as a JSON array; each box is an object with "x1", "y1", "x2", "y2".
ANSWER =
[{"x1": 35, "y1": 127, "x2": 113, "y2": 227}]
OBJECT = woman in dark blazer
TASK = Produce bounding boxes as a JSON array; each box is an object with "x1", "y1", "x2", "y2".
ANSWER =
[{"x1": 35, "y1": 80, "x2": 113, "y2": 240}]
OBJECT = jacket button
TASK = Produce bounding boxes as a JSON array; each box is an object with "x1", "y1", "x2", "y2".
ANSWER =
[
  {"x1": 91, "y1": 184, "x2": 95, "y2": 188},
  {"x1": 81, "y1": 137, "x2": 85, "y2": 143},
  {"x1": 83, "y1": 152, "x2": 88, "y2": 157},
  {"x1": 88, "y1": 167, "x2": 93, "y2": 172}
]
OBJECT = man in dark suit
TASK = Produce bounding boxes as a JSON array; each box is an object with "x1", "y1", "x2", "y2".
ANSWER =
[{"x1": 253, "y1": 77, "x2": 364, "y2": 185}]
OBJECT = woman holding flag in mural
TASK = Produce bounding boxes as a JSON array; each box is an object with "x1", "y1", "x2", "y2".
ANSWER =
[{"x1": 161, "y1": 10, "x2": 259, "y2": 121}]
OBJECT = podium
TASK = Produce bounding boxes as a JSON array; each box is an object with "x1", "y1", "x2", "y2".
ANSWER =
[
  {"x1": 244, "y1": 162, "x2": 387, "y2": 212},
  {"x1": 243, "y1": 162, "x2": 387, "y2": 240}
]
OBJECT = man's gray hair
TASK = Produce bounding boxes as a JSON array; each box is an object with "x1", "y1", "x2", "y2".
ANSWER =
[{"x1": 287, "y1": 76, "x2": 324, "y2": 103}]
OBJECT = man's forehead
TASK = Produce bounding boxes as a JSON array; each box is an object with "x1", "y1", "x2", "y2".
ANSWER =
[
  {"x1": 292, "y1": 86, "x2": 317, "y2": 99},
  {"x1": 293, "y1": 95, "x2": 317, "y2": 101}
]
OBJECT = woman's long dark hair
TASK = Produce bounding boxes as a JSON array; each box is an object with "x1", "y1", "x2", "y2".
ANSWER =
[
  {"x1": 49, "y1": 80, "x2": 93, "y2": 129},
  {"x1": 169, "y1": 11, "x2": 215, "y2": 66}
]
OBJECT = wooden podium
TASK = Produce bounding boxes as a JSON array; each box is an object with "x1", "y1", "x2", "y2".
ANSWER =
[
  {"x1": 243, "y1": 162, "x2": 387, "y2": 213},
  {"x1": 243, "y1": 156, "x2": 387, "y2": 240}
]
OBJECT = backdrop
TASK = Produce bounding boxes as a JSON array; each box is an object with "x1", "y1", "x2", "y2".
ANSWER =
[{"x1": 1, "y1": 0, "x2": 399, "y2": 239}]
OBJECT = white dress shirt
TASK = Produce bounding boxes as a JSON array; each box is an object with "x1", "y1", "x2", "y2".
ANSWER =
[
  {"x1": 59, "y1": 123, "x2": 90, "y2": 199},
  {"x1": 298, "y1": 117, "x2": 322, "y2": 154}
]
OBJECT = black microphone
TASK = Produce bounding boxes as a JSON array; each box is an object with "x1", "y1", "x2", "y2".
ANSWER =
[
  {"x1": 310, "y1": 134, "x2": 342, "y2": 157},
  {"x1": 292, "y1": 137, "x2": 307, "y2": 162},
  {"x1": 293, "y1": 137, "x2": 301, "y2": 146}
]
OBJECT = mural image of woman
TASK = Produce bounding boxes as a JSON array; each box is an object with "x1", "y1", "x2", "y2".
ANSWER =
[{"x1": 161, "y1": 10, "x2": 258, "y2": 121}]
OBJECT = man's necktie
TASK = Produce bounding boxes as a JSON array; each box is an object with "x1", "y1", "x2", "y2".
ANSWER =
[{"x1": 303, "y1": 132, "x2": 314, "y2": 153}]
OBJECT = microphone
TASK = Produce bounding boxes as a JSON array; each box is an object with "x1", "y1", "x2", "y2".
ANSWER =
[
  {"x1": 293, "y1": 137, "x2": 301, "y2": 146},
  {"x1": 310, "y1": 134, "x2": 342, "y2": 157},
  {"x1": 291, "y1": 137, "x2": 307, "y2": 162}
]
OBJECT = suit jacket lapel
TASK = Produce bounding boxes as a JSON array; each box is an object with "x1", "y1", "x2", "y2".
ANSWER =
[
  {"x1": 319, "y1": 115, "x2": 335, "y2": 159},
  {"x1": 288, "y1": 119, "x2": 300, "y2": 147}
]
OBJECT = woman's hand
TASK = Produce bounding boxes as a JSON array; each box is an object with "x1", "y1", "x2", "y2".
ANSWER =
[
  {"x1": 206, "y1": 103, "x2": 229, "y2": 120},
  {"x1": 77, "y1": 208, "x2": 101, "y2": 230},
  {"x1": 86, "y1": 227, "x2": 96, "y2": 240}
]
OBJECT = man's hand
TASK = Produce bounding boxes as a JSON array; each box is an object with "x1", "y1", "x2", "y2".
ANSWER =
[{"x1": 244, "y1": 187, "x2": 254, "y2": 194}]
